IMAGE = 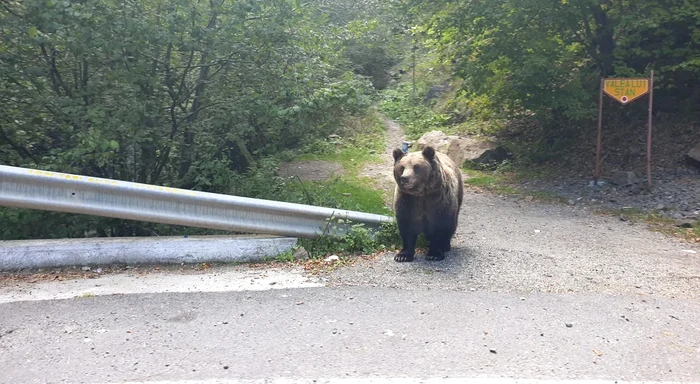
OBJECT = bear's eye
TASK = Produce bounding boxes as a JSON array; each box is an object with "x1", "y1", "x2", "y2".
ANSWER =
[{"x1": 412, "y1": 164, "x2": 420, "y2": 172}]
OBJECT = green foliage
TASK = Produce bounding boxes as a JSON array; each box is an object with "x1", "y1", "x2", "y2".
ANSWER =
[
  {"x1": 0, "y1": 0, "x2": 406, "y2": 240},
  {"x1": 295, "y1": 112, "x2": 385, "y2": 173},
  {"x1": 415, "y1": 0, "x2": 700, "y2": 123},
  {"x1": 299, "y1": 218, "x2": 401, "y2": 259},
  {"x1": 379, "y1": 83, "x2": 451, "y2": 139},
  {"x1": 464, "y1": 174, "x2": 497, "y2": 188},
  {"x1": 373, "y1": 220, "x2": 403, "y2": 250}
]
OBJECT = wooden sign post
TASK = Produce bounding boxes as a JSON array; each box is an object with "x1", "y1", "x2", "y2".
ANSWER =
[{"x1": 595, "y1": 71, "x2": 654, "y2": 188}]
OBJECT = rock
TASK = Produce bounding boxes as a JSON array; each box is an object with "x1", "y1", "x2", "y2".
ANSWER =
[
  {"x1": 565, "y1": 323, "x2": 573, "y2": 328},
  {"x1": 472, "y1": 146, "x2": 512, "y2": 166},
  {"x1": 425, "y1": 85, "x2": 449, "y2": 102},
  {"x1": 687, "y1": 142, "x2": 700, "y2": 167},
  {"x1": 611, "y1": 171, "x2": 639, "y2": 186},
  {"x1": 674, "y1": 219, "x2": 696, "y2": 228},
  {"x1": 416, "y1": 130, "x2": 497, "y2": 167},
  {"x1": 81, "y1": 266, "x2": 91, "y2": 271},
  {"x1": 324, "y1": 255, "x2": 340, "y2": 262}
]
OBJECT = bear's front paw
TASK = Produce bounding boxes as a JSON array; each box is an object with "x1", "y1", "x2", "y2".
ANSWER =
[
  {"x1": 425, "y1": 248, "x2": 445, "y2": 261},
  {"x1": 394, "y1": 251, "x2": 415, "y2": 262}
]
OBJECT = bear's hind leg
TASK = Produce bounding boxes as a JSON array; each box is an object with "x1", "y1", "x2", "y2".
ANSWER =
[
  {"x1": 425, "y1": 212, "x2": 457, "y2": 261},
  {"x1": 424, "y1": 230, "x2": 450, "y2": 260}
]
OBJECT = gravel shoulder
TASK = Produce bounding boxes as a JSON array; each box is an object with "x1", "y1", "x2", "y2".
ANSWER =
[{"x1": 325, "y1": 189, "x2": 700, "y2": 299}]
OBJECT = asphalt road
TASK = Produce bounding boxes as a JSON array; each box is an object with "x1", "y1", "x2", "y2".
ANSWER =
[
  {"x1": 2, "y1": 287, "x2": 700, "y2": 384},
  {"x1": 2, "y1": 189, "x2": 700, "y2": 383}
]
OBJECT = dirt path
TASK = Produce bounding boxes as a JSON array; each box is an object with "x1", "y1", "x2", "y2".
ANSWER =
[
  {"x1": 277, "y1": 115, "x2": 403, "y2": 189},
  {"x1": 359, "y1": 117, "x2": 405, "y2": 204}
]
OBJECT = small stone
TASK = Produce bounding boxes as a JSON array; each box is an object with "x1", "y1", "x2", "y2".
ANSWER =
[
  {"x1": 223, "y1": 366, "x2": 229, "y2": 370},
  {"x1": 489, "y1": 349, "x2": 497, "y2": 354},
  {"x1": 611, "y1": 171, "x2": 639, "y2": 186},
  {"x1": 524, "y1": 196, "x2": 534, "y2": 202},
  {"x1": 675, "y1": 219, "x2": 696, "y2": 228},
  {"x1": 619, "y1": 214, "x2": 628, "y2": 222},
  {"x1": 565, "y1": 323, "x2": 573, "y2": 328},
  {"x1": 324, "y1": 255, "x2": 340, "y2": 262},
  {"x1": 686, "y1": 142, "x2": 700, "y2": 167},
  {"x1": 81, "y1": 266, "x2": 91, "y2": 271},
  {"x1": 568, "y1": 199, "x2": 575, "y2": 205}
]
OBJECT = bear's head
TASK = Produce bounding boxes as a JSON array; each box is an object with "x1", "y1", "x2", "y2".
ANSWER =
[{"x1": 392, "y1": 146, "x2": 437, "y2": 196}]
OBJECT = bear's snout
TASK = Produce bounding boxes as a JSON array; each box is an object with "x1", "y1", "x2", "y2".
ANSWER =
[{"x1": 399, "y1": 175, "x2": 409, "y2": 184}]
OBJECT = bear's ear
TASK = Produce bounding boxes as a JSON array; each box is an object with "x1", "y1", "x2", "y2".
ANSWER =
[
  {"x1": 393, "y1": 148, "x2": 405, "y2": 162},
  {"x1": 422, "y1": 146, "x2": 436, "y2": 161}
]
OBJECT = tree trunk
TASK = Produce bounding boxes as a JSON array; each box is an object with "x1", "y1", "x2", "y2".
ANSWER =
[
  {"x1": 178, "y1": 1, "x2": 219, "y2": 182},
  {"x1": 590, "y1": 3, "x2": 615, "y2": 77}
]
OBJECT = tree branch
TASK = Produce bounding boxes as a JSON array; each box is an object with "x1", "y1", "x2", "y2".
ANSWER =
[
  {"x1": 0, "y1": 1, "x2": 24, "y2": 18},
  {"x1": 0, "y1": 122, "x2": 37, "y2": 162}
]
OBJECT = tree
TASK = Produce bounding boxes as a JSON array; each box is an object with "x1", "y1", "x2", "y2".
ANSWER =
[{"x1": 416, "y1": 0, "x2": 700, "y2": 121}]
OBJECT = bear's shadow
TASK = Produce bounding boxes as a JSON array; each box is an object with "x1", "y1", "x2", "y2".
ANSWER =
[{"x1": 388, "y1": 245, "x2": 476, "y2": 270}]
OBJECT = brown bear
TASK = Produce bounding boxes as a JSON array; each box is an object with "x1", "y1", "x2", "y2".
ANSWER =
[{"x1": 392, "y1": 145, "x2": 463, "y2": 262}]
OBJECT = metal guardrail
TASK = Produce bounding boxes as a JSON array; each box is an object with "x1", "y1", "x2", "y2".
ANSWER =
[{"x1": 0, "y1": 165, "x2": 393, "y2": 239}]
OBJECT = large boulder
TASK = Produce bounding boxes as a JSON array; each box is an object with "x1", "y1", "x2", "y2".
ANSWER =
[
  {"x1": 416, "y1": 130, "x2": 497, "y2": 167},
  {"x1": 688, "y1": 142, "x2": 700, "y2": 168}
]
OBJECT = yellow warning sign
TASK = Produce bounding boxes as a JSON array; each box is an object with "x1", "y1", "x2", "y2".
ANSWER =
[{"x1": 603, "y1": 78, "x2": 649, "y2": 104}]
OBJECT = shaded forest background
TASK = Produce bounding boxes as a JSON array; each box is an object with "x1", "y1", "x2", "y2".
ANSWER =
[{"x1": 1, "y1": 0, "x2": 698, "y2": 240}]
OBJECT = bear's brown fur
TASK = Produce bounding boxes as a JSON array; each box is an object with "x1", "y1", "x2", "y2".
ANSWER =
[{"x1": 392, "y1": 145, "x2": 463, "y2": 262}]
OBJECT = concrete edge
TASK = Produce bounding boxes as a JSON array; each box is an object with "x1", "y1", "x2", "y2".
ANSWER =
[{"x1": 0, "y1": 235, "x2": 298, "y2": 271}]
